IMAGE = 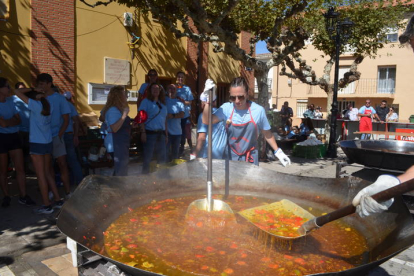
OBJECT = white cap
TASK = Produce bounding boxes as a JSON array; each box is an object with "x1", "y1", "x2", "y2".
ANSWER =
[
  {"x1": 63, "y1": 91, "x2": 72, "y2": 99},
  {"x1": 200, "y1": 79, "x2": 217, "y2": 102}
]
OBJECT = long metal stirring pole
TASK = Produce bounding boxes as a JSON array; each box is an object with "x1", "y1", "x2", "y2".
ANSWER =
[{"x1": 207, "y1": 88, "x2": 213, "y2": 212}]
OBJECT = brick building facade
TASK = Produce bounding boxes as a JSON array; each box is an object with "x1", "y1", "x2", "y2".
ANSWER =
[{"x1": 30, "y1": 0, "x2": 75, "y2": 93}]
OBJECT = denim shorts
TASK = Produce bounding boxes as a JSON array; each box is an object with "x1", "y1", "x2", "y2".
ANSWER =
[{"x1": 30, "y1": 142, "x2": 53, "y2": 155}]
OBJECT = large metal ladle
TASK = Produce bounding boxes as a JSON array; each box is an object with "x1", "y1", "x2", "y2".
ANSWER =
[
  {"x1": 239, "y1": 178, "x2": 414, "y2": 240},
  {"x1": 185, "y1": 88, "x2": 234, "y2": 223}
]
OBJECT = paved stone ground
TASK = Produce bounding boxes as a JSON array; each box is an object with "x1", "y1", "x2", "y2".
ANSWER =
[{"x1": 0, "y1": 148, "x2": 413, "y2": 275}]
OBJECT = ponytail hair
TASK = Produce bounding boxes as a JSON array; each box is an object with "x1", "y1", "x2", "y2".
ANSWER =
[
  {"x1": 40, "y1": 97, "x2": 51, "y2": 116},
  {"x1": 230, "y1": 77, "x2": 249, "y2": 94},
  {"x1": 26, "y1": 91, "x2": 50, "y2": 116}
]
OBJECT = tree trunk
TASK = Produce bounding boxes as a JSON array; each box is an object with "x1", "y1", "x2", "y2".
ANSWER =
[
  {"x1": 254, "y1": 70, "x2": 270, "y2": 109},
  {"x1": 254, "y1": 70, "x2": 270, "y2": 160},
  {"x1": 325, "y1": 90, "x2": 333, "y2": 143}
]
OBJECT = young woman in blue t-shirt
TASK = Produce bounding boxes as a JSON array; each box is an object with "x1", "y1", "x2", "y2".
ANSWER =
[
  {"x1": 101, "y1": 86, "x2": 131, "y2": 176},
  {"x1": 138, "y1": 83, "x2": 168, "y2": 173},
  {"x1": 202, "y1": 77, "x2": 291, "y2": 167},
  {"x1": 14, "y1": 80, "x2": 64, "y2": 214},
  {"x1": 0, "y1": 78, "x2": 37, "y2": 208}
]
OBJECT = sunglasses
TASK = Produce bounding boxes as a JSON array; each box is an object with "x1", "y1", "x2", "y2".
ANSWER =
[
  {"x1": 148, "y1": 74, "x2": 157, "y2": 77},
  {"x1": 229, "y1": 95, "x2": 246, "y2": 101},
  {"x1": 366, "y1": 102, "x2": 371, "y2": 104}
]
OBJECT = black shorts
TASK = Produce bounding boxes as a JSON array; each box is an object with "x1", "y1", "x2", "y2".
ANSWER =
[{"x1": 0, "y1": 132, "x2": 22, "y2": 154}]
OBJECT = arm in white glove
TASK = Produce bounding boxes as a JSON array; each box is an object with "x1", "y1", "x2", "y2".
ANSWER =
[
  {"x1": 352, "y1": 175, "x2": 400, "y2": 217},
  {"x1": 274, "y1": 148, "x2": 291, "y2": 167},
  {"x1": 200, "y1": 79, "x2": 216, "y2": 103}
]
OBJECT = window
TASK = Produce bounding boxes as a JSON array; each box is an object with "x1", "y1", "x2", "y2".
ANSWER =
[
  {"x1": 379, "y1": 27, "x2": 398, "y2": 43},
  {"x1": 296, "y1": 99, "x2": 308, "y2": 118},
  {"x1": 88, "y1": 83, "x2": 139, "y2": 104},
  {"x1": 385, "y1": 27, "x2": 398, "y2": 43},
  {"x1": 339, "y1": 101, "x2": 356, "y2": 114},
  {"x1": 88, "y1": 83, "x2": 115, "y2": 105},
  {"x1": 377, "y1": 66, "x2": 396, "y2": 93},
  {"x1": 386, "y1": 33, "x2": 398, "y2": 43}
]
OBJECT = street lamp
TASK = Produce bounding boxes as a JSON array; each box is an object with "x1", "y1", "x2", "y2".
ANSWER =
[{"x1": 324, "y1": 7, "x2": 354, "y2": 158}]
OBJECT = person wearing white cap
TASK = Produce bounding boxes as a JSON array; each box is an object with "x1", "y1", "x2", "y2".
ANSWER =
[
  {"x1": 192, "y1": 79, "x2": 227, "y2": 160},
  {"x1": 202, "y1": 77, "x2": 291, "y2": 167}
]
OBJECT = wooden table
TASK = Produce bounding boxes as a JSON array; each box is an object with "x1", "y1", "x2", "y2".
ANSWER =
[{"x1": 354, "y1": 130, "x2": 414, "y2": 140}]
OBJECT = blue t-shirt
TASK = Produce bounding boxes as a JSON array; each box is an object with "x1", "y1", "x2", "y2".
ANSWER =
[
  {"x1": 176, "y1": 85, "x2": 194, "y2": 118},
  {"x1": 0, "y1": 97, "x2": 19, "y2": 134},
  {"x1": 139, "y1": 98, "x2": 168, "y2": 131},
  {"x1": 104, "y1": 107, "x2": 122, "y2": 153},
  {"x1": 299, "y1": 123, "x2": 310, "y2": 136},
  {"x1": 359, "y1": 106, "x2": 376, "y2": 115},
  {"x1": 166, "y1": 97, "x2": 185, "y2": 135},
  {"x1": 287, "y1": 130, "x2": 297, "y2": 139},
  {"x1": 138, "y1": 83, "x2": 149, "y2": 95},
  {"x1": 27, "y1": 99, "x2": 52, "y2": 144},
  {"x1": 197, "y1": 108, "x2": 228, "y2": 159},
  {"x1": 214, "y1": 101, "x2": 271, "y2": 131},
  {"x1": 303, "y1": 109, "x2": 315, "y2": 119},
  {"x1": 12, "y1": 95, "x2": 30, "y2": 132},
  {"x1": 65, "y1": 102, "x2": 79, "y2": 133},
  {"x1": 47, "y1": 93, "x2": 71, "y2": 137}
]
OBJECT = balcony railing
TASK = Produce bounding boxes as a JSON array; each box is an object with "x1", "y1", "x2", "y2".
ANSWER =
[{"x1": 308, "y1": 78, "x2": 396, "y2": 96}]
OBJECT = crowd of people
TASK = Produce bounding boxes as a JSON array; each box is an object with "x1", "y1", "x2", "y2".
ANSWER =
[
  {"x1": 133, "y1": 73, "x2": 291, "y2": 172},
  {"x1": 1, "y1": 74, "x2": 83, "y2": 214},
  {"x1": 275, "y1": 101, "x2": 318, "y2": 141},
  {"x1": 274, "y1": 98, "x2": 401, "y2": 142},
  {"x1": 0, "y1": 70, "x2": 292, "y2": 214},
  {"x1": 2, "y1": 14, "x2": 413, "y2": 221}
]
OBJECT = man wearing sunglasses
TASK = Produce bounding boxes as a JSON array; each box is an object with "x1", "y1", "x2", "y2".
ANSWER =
[
  {"x1": 202, "y1": 77, "x2": 291, "y2": 167},
  {"x1": 375, "y1": 100, "x2": 389, "y2": 123},
  {"x1": 358, "y1": 99, "x2": 381, "y2": 140}
]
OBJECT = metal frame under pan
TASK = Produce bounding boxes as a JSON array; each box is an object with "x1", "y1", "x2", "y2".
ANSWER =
[
  {"x1": 57, "y1": 159, "x2": 414, "y2": 276},
  {"x1": 340, "y1": 140, "x2": 414, "y2": 171}
]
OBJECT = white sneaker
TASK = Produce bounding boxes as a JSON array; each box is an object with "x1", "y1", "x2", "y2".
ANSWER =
[
  {"x1": 34, "y1": 205, "x2": 54, "y2": 215},
  {"x1": 65, "y1": 192, "x2": 73, "y2": 199}
]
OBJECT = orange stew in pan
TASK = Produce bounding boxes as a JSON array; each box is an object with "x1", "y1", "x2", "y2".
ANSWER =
[{"x1": 103, "y1": 195, "x2": 368, "y2": 276}]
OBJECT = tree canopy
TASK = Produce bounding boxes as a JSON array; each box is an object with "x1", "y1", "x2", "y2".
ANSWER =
[{"x1": 81, "y1": 0, "x2": 410, "y2": 104}]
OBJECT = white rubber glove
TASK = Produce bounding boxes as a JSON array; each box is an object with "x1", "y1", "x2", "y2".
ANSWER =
[
  {"x1": 200, "y1": 79, "x2": 217, "y2": 103},
  {"x1": 274, "y1": 148, "x2": 291, "y2": 167},
  {"x1": 352, "y1": 175, "x2": 400, "y2": 217}
]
